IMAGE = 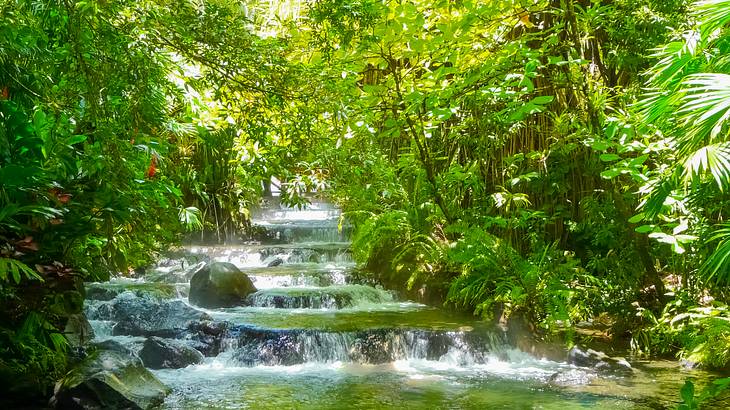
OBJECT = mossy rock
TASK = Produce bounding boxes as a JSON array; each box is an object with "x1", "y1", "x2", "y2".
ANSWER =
[
  {"x1": 189, "y1": 262, "x2": 257, "y2": 308},
  {"x1": 53, "y1": 348, "x2": 170, "y2": 409},
  {"x1": 64, "y1": 313, "x2": 95, "y2": 348}
]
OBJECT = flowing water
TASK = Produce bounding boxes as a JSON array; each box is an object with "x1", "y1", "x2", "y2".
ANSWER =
[{"x1": 87, "y1": 200, "x2": 727, "y2": 409}]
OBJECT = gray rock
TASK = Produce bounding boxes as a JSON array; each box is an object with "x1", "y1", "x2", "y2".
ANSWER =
[
  {"x1": 86, "y1": 291, "x2": 211, "y2": 337},
  {"x1": 140, "y1": 337, "x2": 204, "y2": 369},
  {"x1": 93, "y1": 339, "x2": 137, "y2": 356},
  {"x1": 568, "y1": 346, "x2": 632, "y2": 373},
  {"x1": 189, "y1": 262, "x2": 257, "y2": 308},
  {"x1": 185, "y1": 320, "x2": 229, "y2": 356},
  {"x1": 64, "y1": 314, "x2": 95, "y2": 348},
  {"x1": 52, "y1": 347, "x2": 170, "y2": 409},
  {"x1": 266, "y1": 257, "x2": 284, "y2": 267}
]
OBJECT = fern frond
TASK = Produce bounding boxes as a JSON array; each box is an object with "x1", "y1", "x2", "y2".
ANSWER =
[{"x1": 0, "y1": 258, "x2": 43, "y2": 284}]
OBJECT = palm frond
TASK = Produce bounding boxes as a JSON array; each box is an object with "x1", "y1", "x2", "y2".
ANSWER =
[
  {"x1": 682, "y1": 142, "x2": 730, "y2": 188},
  {"x1": 178, "y1": 206, "x2": 203, "y2": 231},
  {"x1": 700, "y1": 223, "x2": 730, "y2": 284},
  {"x1": 638, "y1": 89, "x2": 680, "y2": 125},
  {"x1": 646, "y1": 38, "x2": 701, "y2": 88},
  {"x1": 678, "y1": 74, "x2": 730, "y2": 150},
  {"x1": 642, "y1": 178, "x2": 677, "y2": 219},
  {"x1": 695, "y1": 0, "x2": 730, "y2": 36}
]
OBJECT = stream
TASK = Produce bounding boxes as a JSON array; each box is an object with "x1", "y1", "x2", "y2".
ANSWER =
[{"x1": 83, "y1": 201, "x2": 723, "y2": 409}]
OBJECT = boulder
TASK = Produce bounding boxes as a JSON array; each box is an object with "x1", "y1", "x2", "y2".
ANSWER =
[
  {"x1": 140, "y1": 337, "x2": 204, "y2": 369},
  {"x1": 189, "y1": 262, "x2": 257, "y2": 308},
  {"x1": 52, "y1": 347, "x2": 170, "y2": 409},
  {"x1": 93, "y1": 339, "x2": 137, "y2": 356}
]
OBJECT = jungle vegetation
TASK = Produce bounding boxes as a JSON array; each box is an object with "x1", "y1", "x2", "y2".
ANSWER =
[{"x1": 2, "y1": 0, "x2": 730, "y2": 400}]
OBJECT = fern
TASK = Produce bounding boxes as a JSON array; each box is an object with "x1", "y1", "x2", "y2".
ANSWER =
[{"x1": 0, "y1": 258, "x2": 43, "y2": 284}]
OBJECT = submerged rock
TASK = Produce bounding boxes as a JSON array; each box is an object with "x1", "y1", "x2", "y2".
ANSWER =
[
  {"x1": 140, "y1": 337, "x2": 204, "y2": 369},
  {"x1": 52, "y1": 346, "x2": 170, "y2": 409},
  {"x1": 189, "y1": 262, "x2": 257, "y2": 308},
  {"x1": 548, "y1": 368, "x2": 596, "y2": 386}
]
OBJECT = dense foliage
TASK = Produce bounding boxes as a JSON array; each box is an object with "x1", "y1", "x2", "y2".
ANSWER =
[
  {"x1": 0, "y1": 0, "x2": 315, "y2": 396},
  {"x1": 3, "y1": 0, "x2": 730, "y2": 401},
  {"x1": 303, "y1": 0, "x2": 730, "y2": 371}
]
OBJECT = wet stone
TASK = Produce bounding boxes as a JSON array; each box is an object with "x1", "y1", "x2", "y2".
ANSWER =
[
  {"x1": 86, "y1": 282, "x2": 178, "y2": 301},
  {"x1": 567, "y1": 346, "x2": 633, "y2": 373},
  {"x1": 85, "y1": 291, "x2": 211, "y2": 338},
  {"x1": 140, "y1": 337, "x2": 204, "y2": 369},
  {"x1": 185, "y1": 320, "x2": 230, "y2": 357}
]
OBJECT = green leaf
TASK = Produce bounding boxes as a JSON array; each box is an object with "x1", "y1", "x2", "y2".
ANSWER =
[
  {"x1": 628, "y1": 213, "x2": 645, "y2": 224},
  {"x1": 600, "y1": 169, "x2": 621, "y2": 179},
  {"x1": 66, "y1": 135, "x2": 87, "y2": 145},
  {"x1": 531, "y1": 96, "x2": 554, "y2": 105},
  {"x1": 590, "y1": 141, "x2": 610, "y2": 151},
  {"x1": 680, "y1": 380, "x2": 696, "y2": 409},
  {"x1": 636, "y1": 224, "x2": 656, "y2": 234}
]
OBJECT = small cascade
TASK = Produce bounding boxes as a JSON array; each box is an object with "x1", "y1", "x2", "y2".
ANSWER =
[
  {"x1": 258, "y1": 224, "x2": 351, "y2": 244},
  {"x1": 185, "y1": 244, "x2": 353, "y2": 268},
  {"x1": 222, "y1": 326, "x2": 509, "y2": 367},
  {"x1": 88, "y1": 319, "x2": 115, "y2": 339},
  {"x1": 245, "y1": 285, "x2": 393, "y2": 309},
  {"x1": 245, "y1": 264, "x2": 349, "y2": 289},
  {"x1": 78, "y1": 199, "x2": 694, "y2": 409}
]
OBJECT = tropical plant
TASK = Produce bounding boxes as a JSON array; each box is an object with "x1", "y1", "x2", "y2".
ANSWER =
[{"x1": 639, "y1": 0, "x2": 730, "y2": 285}]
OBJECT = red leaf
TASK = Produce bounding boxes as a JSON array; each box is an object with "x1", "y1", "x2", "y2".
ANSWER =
[{"x1": 146, "y1": 156, "x2": 157, "y2": 178}]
